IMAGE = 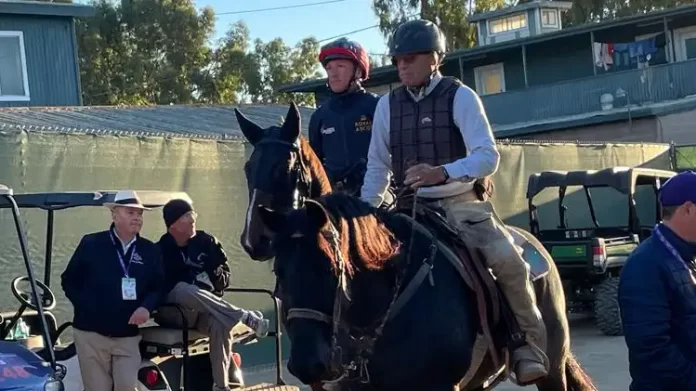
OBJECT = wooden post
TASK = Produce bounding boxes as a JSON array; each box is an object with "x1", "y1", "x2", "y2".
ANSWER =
[
  {"x1": 590, "y1": 31, "x2": 597, "y2": 75},
  {"x1": 458, "y1": 56, "x2": 465, "y2": 81},
  {"x1": 664, "y1": 16, "x2": 674, "y2": 62},
  {"x1": 522, "y1": 45, "x2": 529, "y2": 88}
]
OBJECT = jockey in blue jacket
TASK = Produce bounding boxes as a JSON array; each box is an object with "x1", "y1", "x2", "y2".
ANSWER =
[{"x1": 308, "y1": 38, "x2": 380, "y2": 196}]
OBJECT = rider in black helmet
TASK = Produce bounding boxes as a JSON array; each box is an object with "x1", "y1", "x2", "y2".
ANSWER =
[{"x1": 361, "y1": 19, "x2": 550, "y2": 385}]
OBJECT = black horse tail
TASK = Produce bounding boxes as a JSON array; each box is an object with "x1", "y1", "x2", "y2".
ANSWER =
[{"x1": 565, "y1": 352, "x2": 598, "y2": 391}]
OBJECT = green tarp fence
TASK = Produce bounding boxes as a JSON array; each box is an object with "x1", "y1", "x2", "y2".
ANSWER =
[{"x1": 0, "y1": 129, "x2": 676, "y2": 368}]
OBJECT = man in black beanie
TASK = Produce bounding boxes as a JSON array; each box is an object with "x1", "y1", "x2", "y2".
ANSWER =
[{"x1": 156, "y1": 199, "x2": 269, "y2": 391}]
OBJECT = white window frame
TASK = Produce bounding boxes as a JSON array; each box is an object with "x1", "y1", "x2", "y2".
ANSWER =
[
  {"x1": 672, "y1": 26, "x2": 696, "y2": 62},
  {"x1": 473, "y1": 63, "x2": 506, "y2": 96},
  {"x1": 541, "y1": 9, "x2": 558, "y2": 28},
  {"x1": 487, "y1": 13, "x2": 528, "y2": 36},
  {"x1": 0, "y1": 31, "x2": 30, "y2": 102}
]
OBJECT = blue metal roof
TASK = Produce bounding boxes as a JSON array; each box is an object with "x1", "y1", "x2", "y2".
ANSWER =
[
  {"x1": 0, "y1": 104, "x2": 316, "y2": 140},
  {"x1": 0, "y1": 0, "x2": 95, "y2": 18}
]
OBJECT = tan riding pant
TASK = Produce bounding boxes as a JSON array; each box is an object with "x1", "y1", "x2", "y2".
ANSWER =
[
  {"x1": 156, "y1": 282, "x2": 246, "y2": 388},
  {"x1": 428, "y1": 192, "x2": 546, "y2": 351},
  {"x1": 73, "y1": 328, "x2": 141, "y2": 391}
]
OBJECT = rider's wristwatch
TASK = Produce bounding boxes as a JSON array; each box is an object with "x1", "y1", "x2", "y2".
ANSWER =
[{"x1": 440, "y1": 166, "x2": 450, "y2": 182}]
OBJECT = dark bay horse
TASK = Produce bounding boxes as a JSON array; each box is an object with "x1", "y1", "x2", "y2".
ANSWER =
[{"x1": 235, "y1": 103, "x2": 597, "y2": 391}]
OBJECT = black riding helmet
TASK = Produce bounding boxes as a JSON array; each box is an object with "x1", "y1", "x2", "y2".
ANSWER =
[{"x1": 388, "y1": 19, "x2": 447, "y2": 64}]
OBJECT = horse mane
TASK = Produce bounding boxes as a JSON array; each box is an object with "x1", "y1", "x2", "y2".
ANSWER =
[
  {"x1": 314, "y1": 193, "x2": 401, "y2": 274},
  {"x1": 298, "y1": 136, "x2": 332, "y2": 197}
]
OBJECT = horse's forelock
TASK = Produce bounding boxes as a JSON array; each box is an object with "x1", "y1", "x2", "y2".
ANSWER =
[{"x1": 315, "y1": 194, "x2": 401, "y2": 274}]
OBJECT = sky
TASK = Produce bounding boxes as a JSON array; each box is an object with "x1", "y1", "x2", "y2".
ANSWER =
[{"x1": 196, "y1": 0, "x2": 391, "y2": 57}]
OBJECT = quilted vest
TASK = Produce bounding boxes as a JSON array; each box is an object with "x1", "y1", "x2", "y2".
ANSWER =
[{"x1": 389, "y1": 76, "x2": 466, "y2": 186}]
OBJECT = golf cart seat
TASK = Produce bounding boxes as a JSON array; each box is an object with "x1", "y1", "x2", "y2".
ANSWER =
[{"x1": 139, "y1": 315, "x2": 258, "y2": 358}]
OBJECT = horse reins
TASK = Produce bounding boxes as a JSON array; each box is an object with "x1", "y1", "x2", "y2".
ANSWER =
[{"x1": 287, "y1": 189, "x2": 439, "y2": 384}]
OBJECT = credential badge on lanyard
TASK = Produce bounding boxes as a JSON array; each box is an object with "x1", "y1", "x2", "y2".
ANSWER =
[{"x1": 112, "y1": 233, "x2": 138, "y2": 301}]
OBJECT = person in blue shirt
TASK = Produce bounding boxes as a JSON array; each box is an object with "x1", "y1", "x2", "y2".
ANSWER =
[
  {"x1": 619, "y1": 171, "x2": 696, "y2": 391},
  {"x1": 308, "y1": 37, "x2": 380, "y2": 196}
]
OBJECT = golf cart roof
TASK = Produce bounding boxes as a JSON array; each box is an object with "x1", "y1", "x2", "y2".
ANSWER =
[
  {"x1": 0, "y1": 190, "x2": 192, "y2": 210},
  {"x1": 0, "y1": 184, "x2": 12, "y2": 196},
  {"x1": 526, "y1": 166, "x2": 676, "y2": 199}
]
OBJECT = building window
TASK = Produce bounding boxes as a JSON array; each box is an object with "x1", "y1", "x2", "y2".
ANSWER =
[
  {"x1": 541, "y1": 9, "x2": 558, "y2": 27},
  {"x1": 0, "y1": 31, "x2": 30, "y2": 101},
  {"x1": 474, "y1": 63, "x2": 506, "y2": 96},
  {"x1": 488, "y1": 13, "x2": 527, "y2": 35}
]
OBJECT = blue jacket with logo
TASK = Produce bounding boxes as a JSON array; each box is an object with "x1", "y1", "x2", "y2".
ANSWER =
[
  {"x1": 61, "y1": 228, "x2": 164, "y2": 338},
  {"x1": 619, "y1": 224, "x2": 696, "y2": 390},
  {"x1": 308, "y1": 88, "x2": 379, "y2": 188}
]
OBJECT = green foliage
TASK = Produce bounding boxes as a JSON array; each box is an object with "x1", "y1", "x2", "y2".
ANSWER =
[
  {"x1": 75, "y1": 0, "x2": 319, "y2": 106},
  {"x1": 371, "y1": 0, "x2": 505, "y2": 51}
]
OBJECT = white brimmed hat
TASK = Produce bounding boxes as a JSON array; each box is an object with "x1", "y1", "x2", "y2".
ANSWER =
[{"x1": 104, "y1": 190, "x2": 151, "y2": 210}]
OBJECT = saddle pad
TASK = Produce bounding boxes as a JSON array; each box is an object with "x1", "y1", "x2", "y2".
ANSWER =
[{"x1": 509, "y1": 228, "x2": 550, "y2": 281}]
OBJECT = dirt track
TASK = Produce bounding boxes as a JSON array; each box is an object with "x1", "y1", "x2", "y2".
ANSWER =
[
  {"x1": 241, "y1": 315, "x2": 631, "y2": 391},
  {"x1": 62, "y1": 315, "x2": 631, "y2": 390}
]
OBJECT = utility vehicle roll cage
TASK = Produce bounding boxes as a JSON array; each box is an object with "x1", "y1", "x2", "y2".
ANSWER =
[
  {"x1": 526, "y1": 167, "x2": 676, "y2": 235},
  {"x1": 0, "y1": 190, "x2": 288, "y2": 387},
  {"x1": 0, "y1": 185, "x2": 60, "y2": 375}
]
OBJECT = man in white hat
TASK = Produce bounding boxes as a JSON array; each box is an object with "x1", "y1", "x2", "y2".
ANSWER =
[{"x1": 61, "y1": 190, "x2": 165, "y2": 391}]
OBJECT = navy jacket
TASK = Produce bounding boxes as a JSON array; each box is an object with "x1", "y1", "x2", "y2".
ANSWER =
[
  {"x1": 158, "y1": 231, "x2": 231, "y2": 297},
  {"x1": 619, "y1": 224, "x2": 696, "y2": 391},
  {"x1": 61, "y1": 228, "x2": 164, "y2": 338},
  {"x1": 308, "y1": 88, "x2": 379, "y2": 189}
]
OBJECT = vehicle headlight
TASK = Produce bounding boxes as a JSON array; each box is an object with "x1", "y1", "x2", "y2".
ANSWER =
[{"x1": 44, "y1": 379, "x2": 65, "y2": 391}]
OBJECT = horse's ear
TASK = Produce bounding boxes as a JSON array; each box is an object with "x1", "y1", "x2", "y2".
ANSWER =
[
  {"x1": 258, "y1": 206, "x2": 286, "y2": 234},
  {"x1": 305, "y1": 199, "x2": 329, "y2": 229},
  {"x1": 281, "y1": 102, "x2": 301, "y2": 142},
  {"x1": 235, "y1": 108, "x2": 263, "y2": 145}
]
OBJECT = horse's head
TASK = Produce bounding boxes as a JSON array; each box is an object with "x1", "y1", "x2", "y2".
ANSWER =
[
  {"x1": 260, "y1": 194, "x2": 401, "y2": 385},
  {"x1": 236, "y1": 102, "x2": 310, "y2": 261}
]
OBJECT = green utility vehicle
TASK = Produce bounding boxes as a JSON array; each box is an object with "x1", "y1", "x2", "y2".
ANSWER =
[{"x1": 526, "y1": 167, "x2": 675, "y2": 336}]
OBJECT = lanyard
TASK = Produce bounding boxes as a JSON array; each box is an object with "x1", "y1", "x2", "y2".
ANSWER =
[
  {"x1": 110, "y1": 232, "x2": 136, "y2": 278},
  {"x1": 654, "y1": 224, "x2": 691, "y2": 270}
]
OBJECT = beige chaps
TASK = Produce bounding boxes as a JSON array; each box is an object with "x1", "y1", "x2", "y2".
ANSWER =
[{"x1": 426, "y1": 192, "x2": 547, "y2": 353}]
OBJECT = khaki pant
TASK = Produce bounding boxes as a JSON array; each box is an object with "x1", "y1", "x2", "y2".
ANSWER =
[
  {"x1": 73, "y1": 329, "x2": 141, "y2": 391},
  {"x1": 428, "y1": 192, "x2": 547, "y2": 352},
  {"x1": 156, "y1": 282, "x2": 246, "y2": 388}
]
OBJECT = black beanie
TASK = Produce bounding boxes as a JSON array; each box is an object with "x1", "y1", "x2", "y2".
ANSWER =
[{"x1": 163, "y1": 199, "x2": 193, "y2": 228}]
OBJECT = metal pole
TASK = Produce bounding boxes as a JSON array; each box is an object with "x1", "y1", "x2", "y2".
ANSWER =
[
  {"x1": 458, "y1": 56, "x2": 465, "y2": 81},
  {"x1": 44, "y1": 210, "x2": 54, "y2": 287},
  {"x1": 5, "y1": 194, "x2": 57, "y2": 371}
]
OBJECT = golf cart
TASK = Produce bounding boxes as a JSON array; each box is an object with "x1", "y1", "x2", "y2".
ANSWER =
[
  {"x1": 0, "y1": 190, "x2": 296, "y2": 391},
  {"x1": 0, "y1": 184, "x2": 65, "y2": 391},
  {"x1": 526, "y1": 167, "x2": 675, "y2": 336}
]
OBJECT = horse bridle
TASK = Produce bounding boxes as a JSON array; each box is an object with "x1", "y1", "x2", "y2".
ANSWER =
[
  {"x1": 258, "y1": 138, "x2": 439, "y2": 384},
  {"x1": 287, "y1": 211, "x2": 439, "y2": 385},
  {"x1": 254, "y1": 137, "x2": 313, "y2": 209}
]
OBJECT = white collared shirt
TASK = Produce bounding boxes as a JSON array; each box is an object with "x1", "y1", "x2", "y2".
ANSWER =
[{"x1": 360, "y1": 72, "x2": 500, "y2": 206}]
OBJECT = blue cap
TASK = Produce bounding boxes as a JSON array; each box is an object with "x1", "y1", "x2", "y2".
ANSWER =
[{"x1": 658, "y1": 171, "x2": 696, "y2": 206}]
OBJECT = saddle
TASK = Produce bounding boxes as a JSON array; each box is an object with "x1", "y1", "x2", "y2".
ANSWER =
[{"x1": 392, "y1": 198, "x2": 542, "y2": 387}]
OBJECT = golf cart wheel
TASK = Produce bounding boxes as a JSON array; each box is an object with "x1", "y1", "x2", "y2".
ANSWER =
[
  {"x1": 594, "y1": 276, "x2": 623, "y2": 336},
  {"x1": 241, "y1": 385, "x2": 301, "y2": 391}
]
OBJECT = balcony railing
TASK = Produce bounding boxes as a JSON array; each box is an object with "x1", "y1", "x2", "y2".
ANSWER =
[{"x1": 481, "y1": 58, "x2": 696, "y2": 127}]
